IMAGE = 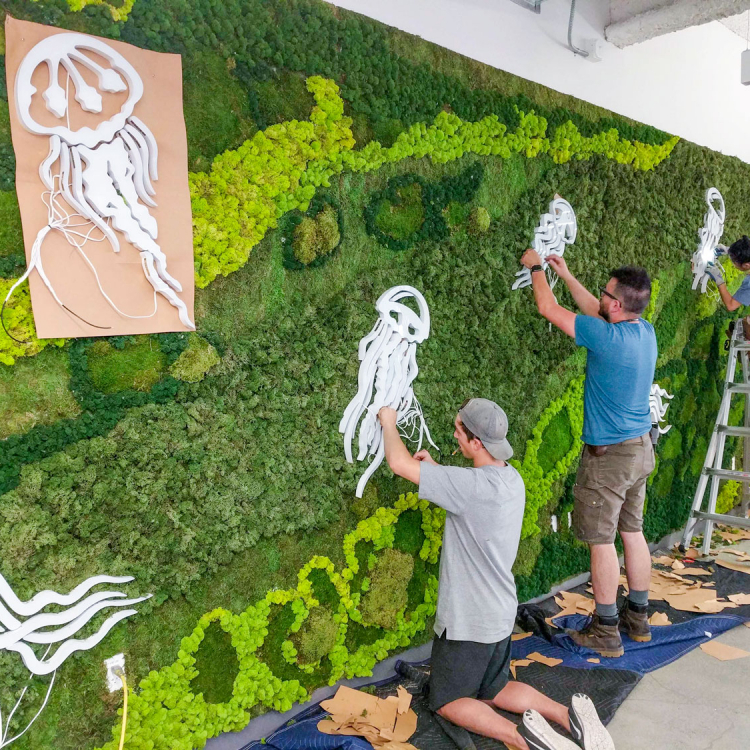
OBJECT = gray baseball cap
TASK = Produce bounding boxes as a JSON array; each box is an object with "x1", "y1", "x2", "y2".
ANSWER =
[{"x1": 458, "y1": 398, "x2": 513, "y2": 461}]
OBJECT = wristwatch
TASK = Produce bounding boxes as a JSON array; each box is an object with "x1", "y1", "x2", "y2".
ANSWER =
[{"x1": 530, "y1": 265, "x2": 544, "y2": 274}]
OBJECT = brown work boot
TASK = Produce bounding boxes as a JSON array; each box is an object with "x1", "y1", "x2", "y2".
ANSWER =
[
  {"x1": 619, "y1": 603, "x2": 652, "y2": 643},
  {"x1": 566, "y1": 614, "x2": 624, "y2": 658}
]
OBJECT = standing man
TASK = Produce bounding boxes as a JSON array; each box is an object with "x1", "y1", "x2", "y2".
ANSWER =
[
  {"x1": 377, "y1": 400, "x2": 616, "y2": 750},
  {"x1": 520, "y1": 249, "x2": 656, "y2": 658}
]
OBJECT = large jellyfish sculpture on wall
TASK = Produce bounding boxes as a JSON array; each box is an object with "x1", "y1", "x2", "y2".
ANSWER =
[
  {"x1": 691, "y1": 187, "x2": 726, "y2": 294},
  {"x1": 5, "y1": 32, "x2": 194, "y2": 330},
  {"x1": 340, "y1": 286, "x2": 438, "y2": 498},
  {"x1": 512, "y1": 196, "x2": 577, "y2": 292}
]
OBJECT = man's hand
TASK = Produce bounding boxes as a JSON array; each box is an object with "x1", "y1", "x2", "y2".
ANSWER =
[
  {"x1": 521, "y1": 248, "x2": 543, "y2": 269},
  {"x1": 546, "y1": 254, "x2": 571, "y2": 281},
  {"x1": 414, "y1": 449, "x2": 438, "y2": 466},
  {"x1": 378, "y1": 406, "x2": 398, "y2": 426},
  {"x1": 706, "y1": 263, "x2": 725, "y2": 287}
]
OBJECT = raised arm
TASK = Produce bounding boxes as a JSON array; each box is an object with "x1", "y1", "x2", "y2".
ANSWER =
[
  {"x1": 706, "y1": 264, "x2": 742, "y2": 312},
  {"x1": 547, "y1": 255, "x2": 602, "y2": 318},
  {"x1": 378, "y1": 406, "x2": 422, "y2": 485},
  {"x1": 521, "y1": 249, "x2": 577, "y2": 338}
]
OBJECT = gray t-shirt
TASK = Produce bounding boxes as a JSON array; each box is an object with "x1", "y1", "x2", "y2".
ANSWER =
[
  {"x1": 419, "y1": 462, "x2": 525, "y2": 644},
  {"x1": 733, "y1": 275, "x2": 750, "y2": 306}
]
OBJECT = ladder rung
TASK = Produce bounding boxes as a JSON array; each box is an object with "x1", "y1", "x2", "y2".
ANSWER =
[
  {"x1": 732, "y1": 343, "x2": 750, "y2": 351},
  {"x1": 717, "y1": 425, "x2": 750, "y2": 437},
  {"x1": 691, "y1": 511, "x2": 750, "y2": 530},
  {"x1": 727, "y1": 384, "x2": 750, "y2": 394},
  {"x1": 704, "y1": 467, "x2": 750, "y2": 482}
]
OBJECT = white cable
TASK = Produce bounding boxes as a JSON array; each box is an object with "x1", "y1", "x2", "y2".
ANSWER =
[{"x1": 0, "y1": 645, "x2": 54, "y2": 748}]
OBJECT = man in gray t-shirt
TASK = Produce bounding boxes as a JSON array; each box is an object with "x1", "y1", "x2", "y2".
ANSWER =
[{"x1": 378, "y1": 399, "x2": 615, "y2": 750}]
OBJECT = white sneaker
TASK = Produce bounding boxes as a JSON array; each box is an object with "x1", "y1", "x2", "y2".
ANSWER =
[
  {"x1": 568, "y1": 694, "x2": 616, "y2": 750},
  {"x1": 519, "y1": 709, "x2": 580, "y2": 750}
]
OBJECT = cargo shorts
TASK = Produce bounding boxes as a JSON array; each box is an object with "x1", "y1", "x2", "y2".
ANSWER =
[{"x1": 572, "y1": 433, "x2": 655, "y2": 545}]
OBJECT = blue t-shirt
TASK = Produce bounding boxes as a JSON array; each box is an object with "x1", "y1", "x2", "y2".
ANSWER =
[
  {"x1": 733, "y1": 275, "x2": 750, "y2": 306},
  {"x1": 575, "y1": 315, "x2": 657, "y2": 446}
]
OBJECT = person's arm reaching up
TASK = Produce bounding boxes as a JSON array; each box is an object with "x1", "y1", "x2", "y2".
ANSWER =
[
  {"x1": 521, "y1": 249, "x2": 577, "y2": 338},
  {"x1": 547, "y1": 255, "x2": 602, "y2": 318},
  {"x1": 378, "y1": 406, "x2": 432, "y2": 485},
  {"x1": 707, "y1": 264, "x2": 742, "y2": 312}
]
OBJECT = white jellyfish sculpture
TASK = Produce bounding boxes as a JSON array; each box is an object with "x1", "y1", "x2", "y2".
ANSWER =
[
  {"x1": 0, "y1": 572, "x2": 149, "y2": 748},
  {"x1": 340, "y1": 285, "x2": 438, "y2": 498},
  {"x1": 650, "y1": 384, "x2": 674, "y2": 435},
  {"x1": 4, "y1": 32, "x2": 194, "y2": 333},
  {"x1": 691, "y1": 187, "x2": 726, "y2": 294},
  {"x1": 512, "y1": 196, "x2": 577, "y2": 292}
]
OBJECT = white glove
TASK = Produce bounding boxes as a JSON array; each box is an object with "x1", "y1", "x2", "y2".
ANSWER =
[{"x1": 706, "y1": 263, "x2": 725, "y2": 287}]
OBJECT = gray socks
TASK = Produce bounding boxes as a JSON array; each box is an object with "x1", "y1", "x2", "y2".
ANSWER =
[
  {"x1": 628, "y1": 589, "x2": 649, "y2": 607},
  {"x1": 595, "y1": 601, "x2": 618, "y2": 620}
]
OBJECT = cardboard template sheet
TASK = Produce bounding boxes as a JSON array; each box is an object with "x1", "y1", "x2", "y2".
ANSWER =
[{"x1": 5, "y1": 16, "x2": 194, "y2": 338}]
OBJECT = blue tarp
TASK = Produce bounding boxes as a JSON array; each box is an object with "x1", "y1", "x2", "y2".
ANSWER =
[
  {"x1": 514, "y1": 613, "x2": 749, "y2": 673},
  {"x1": 256, "y1": 711, "x2": 371, "y2": 750}
]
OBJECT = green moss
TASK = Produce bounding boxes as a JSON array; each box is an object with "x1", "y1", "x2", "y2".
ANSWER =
[
  {"x1": 169, "y1": 334, "x2": 220, "y2": 383},
  {"x1": 247, "y1": 70, "x2": 315, "y2": 129},
  {"x1": 360, "y1": 548, "x2": 414, "y2": 630},
  {"x1": 0, "y1": 190, "x2": 23, "y2": 259},
  {"x1": 652, "y1": 462, "x2": 675, "y2": 498},
  {"x1": 393, "y1": 509, "x2": 425, "y2": 557},
  {"x1": 87, "y1": 338, "x2": 167, "y2": 394},
  {"x1": 537, "y1": 408, "x2": 574, "y2": 474},
  {"x1": 513, "y1": 533, "x2": 543, "y2": 578},
  {"x1": 190, "y1": 622, "x2": 238, "y2": 704},
  {"x1": 0, "y1": 347, "x2": 79, "y2": 439},
  {"x1": 293, "y1": 607, "x2": 338, "y2": 665},
  {"x1": 445, "y1": 201, "x2": 470, "y2": 228},
  {"x1": 374, "y1": 182, "x2": 424, "y2": 240},
  {"x1": 292, "y1": 204, "x2": 340, "y2": 265},
  {"x1": 352, "y1": 483, "x2": 381, "y2": 521},
  {"x1": 0, "y1": 99, "x2": 10, "y2": 142},
  {"x1": 308, "y1": 568, "x2": 340, "y2": 609},
  {"x1": 182, "y1": 50, "x2": 256, "y2": 172},
  {"x1": 469, "y1": 206, "x2": 491, "y2": 234},
  {"x1": 658, "y1": 428, "x2": 682, "y2": 461}
]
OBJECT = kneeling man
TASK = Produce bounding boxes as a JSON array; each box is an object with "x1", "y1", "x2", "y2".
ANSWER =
[{"x1": 378, "y1": 399, "x2": 615, "y2": 750}]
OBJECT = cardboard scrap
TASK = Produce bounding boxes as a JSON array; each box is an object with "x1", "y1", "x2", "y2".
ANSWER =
[
  {"x1": 678, "y1": 567, "x2": 712, "y2": 576},
  {"x1": 716, "y1": 526, "x2": 750, "y2": 543},
  {"x1": 318, "y1": 686, "x2": 418, "y2": 749},
  {"x1": 723, "y1": 549, "x2": 750, "y2": 561},
  {"x1": 552, "y1": 591, "x2": 595, "y2": 620},
  {"x1": 671, "y1": 559, "x2": 685, "y2": 570},
  {"x1": 587, "y1": 658, "x2": 601, "y2": 664},
  {"x1": 511, "y1": 631, "x2": 533, "y2": 642},
  {"x1": 649, "y1": 612, "x2": 672, "y2": 626},
  {"x1": 396, "y1": 686, "x2": 411, "y2": 715},
  {"x1": 684, "y1": 548, "x2": 701, "y2": 560},
  {"x1": 744, "y1": 621, "x2": 750, "y2": 628},
  {"x1": 700, "y1": 641, "x2": 750, "y2": 661},
  {"x1": 510, "y1": 658, "x2": 533, "y2": 679},
  {"x1": 715, "y1": 558, "x2": 750, "y2": 575},
  {"x1": 526, "y1": 652, "x2": 563, "y2": 668},
  {"x1": 652, "y1": 555, "x2": 674, "y2": 565},
  {"x1": 728, "y1": 593, "x2": 750, "y2": 605}
]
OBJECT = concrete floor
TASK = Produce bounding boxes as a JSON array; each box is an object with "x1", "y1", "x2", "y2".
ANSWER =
[
  {"x1": 607, "y1": 621, "x2": 750, "y2": 750},
  {"x1": 608, "y1": 537, "x2": 750, "y2": 750}
]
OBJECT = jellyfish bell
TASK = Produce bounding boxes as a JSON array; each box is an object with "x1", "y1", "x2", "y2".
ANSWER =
[
  {"x1": 14, "y1": 32, "x2": 141, "y2": 148},
  {"x1": 375, "y1": 285, "x2": 430, "y2": 343}
]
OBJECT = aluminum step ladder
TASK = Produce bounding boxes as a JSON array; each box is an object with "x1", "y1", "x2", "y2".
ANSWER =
[{"x1": 680, "y1": 320, "x2": 750, "y2": 553}]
